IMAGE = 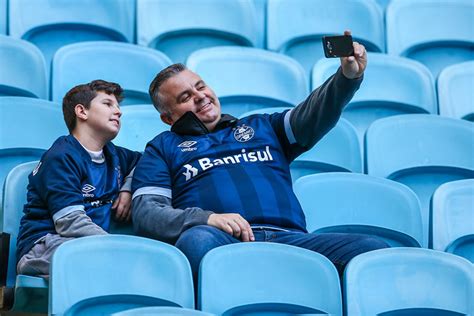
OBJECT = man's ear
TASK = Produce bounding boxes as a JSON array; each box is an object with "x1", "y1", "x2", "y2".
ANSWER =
[
  {"x1": 160, "y1": 113, "x2": 174, "y2": 126},
  {"x1": 74, "y1": 104, "x2": 88, "y2": 121}
]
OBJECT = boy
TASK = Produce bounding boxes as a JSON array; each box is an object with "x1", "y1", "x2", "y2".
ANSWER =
[{"x1": 16, "y1": 80, "x2": 141, "y2": 277}]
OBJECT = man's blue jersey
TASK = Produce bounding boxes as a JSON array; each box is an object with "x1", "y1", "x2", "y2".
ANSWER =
[
  {"x1": 17, "y1": 135, "x2": 140, "y2": 260},
  {"x1": 132, "y1": 110, "x2": 308, "y2": 232}
]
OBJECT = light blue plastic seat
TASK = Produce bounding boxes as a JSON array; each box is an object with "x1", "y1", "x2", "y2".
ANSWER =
[
  {"x1": 0, "y1": 35, "x2": 48, "y2": 99},
  {"x1": 50, "y1": 235, "x2": 194, "y2": 316},
  {"x1": 386, "y1": 0, "x2": 474, "y2": 78},
  {"x1": 432, "y1": 179, "x2": 474, "y2": 263},
  {"x1": 345, "y1": 248, "x2": 474, "y2": 316},
  {"x1": 113, "y1": 105, "x2": 169, "y2": 152},
  {"x1": 199, "y1": 242, "x2": 342, "y2": 315},
  {"x1": 267, "y1": 0, "x2": 384, "y2": 76},
  {"x1": 187, "y1": 47, "x2": 308, "y2": 117},
  {"x1": 0, "y1": 97, "x2": 67, "y2": 149},
  {"x1": 1, "y1": 161, "x2": 48, "y2": 313},
  {"x1": 137, "y1": 0, "x2": 259, "y2": 62},
  {"x1": 111, "y1": 306, "x2": 215, "y2": 316},
  {"x1": 312, "y1": 54, "x2": 437, "y2": 155},
  {"x1": 9, "y1": 0, "x2": 135, "y2": 76},
  {"x1": 375, "y1": 0, "x2": 391, "y2": 11},
  {"x1": 0, "y1": 0, "x2": 6, "y2": 34},
  {"x1": 438, "y1": 61, "x2": 474, "y2": 122},
  {"x1": 366, "y1": 114, "x2": 474, "y2": 248},
  {"x1": 52, "y1": 42, "x2": 172, "y2": 105},
  {"x1": 294, "y1": 173, "x2": 424, "y2": 247},
  {"x1": 241, "y1": 108, "x2": 362, "y2": 181}
]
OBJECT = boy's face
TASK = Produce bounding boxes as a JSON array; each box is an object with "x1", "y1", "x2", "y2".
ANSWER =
[
  {"x1": 84, "y1": 91, "x2": 122, "y2": 139},
  {"x1": 158, "y1": 69, "x2": 221, "y2": 131}
]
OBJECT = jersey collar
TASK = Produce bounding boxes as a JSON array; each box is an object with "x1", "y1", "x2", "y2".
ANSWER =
[{"x1": 170, "y1": 111, "x2": 237, "y2": 135}]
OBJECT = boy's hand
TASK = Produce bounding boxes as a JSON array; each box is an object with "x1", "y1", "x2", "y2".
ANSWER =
[
  {"x1": 112, "y1": 191, "x2": 132, "y2": 222},
  {"x1": 207, "y1": 213, "x2": 255, "y2": 242},
  {"x1": 340, "y1": 30, "x2": 367, "y2": 79}
]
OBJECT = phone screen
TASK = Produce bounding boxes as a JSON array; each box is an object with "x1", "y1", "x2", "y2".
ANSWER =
[{"x1": 322, "y1": 35, "x2": 354, "y2": 58}]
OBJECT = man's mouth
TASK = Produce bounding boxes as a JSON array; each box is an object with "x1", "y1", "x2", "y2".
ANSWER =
[{"x1": 197, "y1": 102, "x2": 212, "y2": 113}]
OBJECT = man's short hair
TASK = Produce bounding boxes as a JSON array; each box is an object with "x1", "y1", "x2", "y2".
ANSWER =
[
  {"x1": 149, "y1": 63, "x2": 187, "y2": 115},
  {"x1": 62, "y1": 79, "x2": 123, "y2": 133}
]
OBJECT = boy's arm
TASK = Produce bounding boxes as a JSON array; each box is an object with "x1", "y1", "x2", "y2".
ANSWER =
[{"x1": 55, "y1": 210, "x2": 107, "y2": 237}]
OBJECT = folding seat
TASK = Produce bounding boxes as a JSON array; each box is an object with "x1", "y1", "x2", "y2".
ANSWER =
[
  {"x1": 113, "y1": 105, "x2": 169, "y2": 152},
  {"x1": 345, "y1": 248, "x2": 474, "y2": 315},
  {"x1": 112, "y1": 306, "x2": 215, "y2": 316},
  {"x1": 52, "y1": 42, "x2": 172, "y2": 105},
  {"x1": 312, "y1": 54, "x2": 437, "y2": 154},
  {"x1": 199, "y1": 243, "x2": 342, "y2": 315},
  {"x1": 432, "y1": 179, "x2": 474, "y2": 262},
  {"x1": 267, "y1": 0, "x2": 384, "y2": 75},
  {"x1": 1, "y1": 161, "x2": 48, "y2": 313},
  {"x1": 240, "y1": 108, "x2": 362, "y2": 181},
  {"x1": 137, "y1": 0, "x2": 259, "y2": 62},
  {"x1": 50, "y1": 235, "x2": 194, "y2": 316},
  {"x1": 186, "y1": 47, "x2": 308, "y2": 117},
  {"x1": 0, "y1": 0, "x2": 6, "y2": 34},
  {"x1": 386, "y1": 0, "x2": 474, "y2": 77},
  {"x1": 0, "y1": 36, "x2": 48, "y2": 99},
  {"x1": 294, "y1": 173, "x2": 424, "y2": 247},
  {"x1": 8, "y1": 0, "x2": 135, "y2": 75},
  {"x1": 366, "y1": 114, "x2": 474, "y2": 247},
  {"x1": 438, "y1": 61, "x2": 474, "y2": 121},
  {"x1": 0, "y1": 97, "x2": 67, "y2": 150}
]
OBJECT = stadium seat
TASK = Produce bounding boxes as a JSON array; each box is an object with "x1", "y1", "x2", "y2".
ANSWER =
[
  {"x1": 1, "y1": 161, "x2": 48, "y2": 313},
  {"x1": 366, "y1": 114, "x2": 474, "y2": 247},
  {"x1": 0, "y1": 97, "x2": 67, "y2": 150},
  {"x1": 438, "y1": 61, "x2": 474, "y2": 121},
  {"x1": 312, "y1": 54, "x2": 437, "y2": 153},
  {"x1": 8, "y1": 0, "x2": 135, "y2": 75},
  {"x1": 240, "y1": 108, "x2": 362, "y2": 181},
  {"x1": 199, "y1": 243, "x2": 342, "y2": 315},
  {"x1": 294, "y1": 173, "x2": 424, "y2": 247},
  {"x1": 50, "y1": 235, "x2": 194, "y2": 316},
  {"x1": 187, "y1": 47, "x2": 308, "y2": 117},
  {"x1": 137, "y1": 0, "x2": 259, "y2": 62},
  {"x1": 111, "y1": 306, "x2": 215, "y2": 316},
  {"x1": 267, "y1": 0, "x2": 384, "y2": 75},
  {"x1": 0, "y1": 35, "x2": 48, "y2": 99},
  {"x1": 113, "y1": 105, "x2": 169, "y2": 152},
  {"x1": 375, "y1": 0, "x2": 391, "y2": 11},
  {"x1": 345, "y1": 248, "x2": 474, "y2": 315},
  {"x1": 253, "y1": 0, "x2": 267, "y2": 48},
  {"x1": 386, "y1": 0, "x2": 474, "y2": 78},
  {"x1": 0, "y1": 0, "x2": 6, "y2": 34},
  {"x1": 432, "y1": 179, "x2": 474, "y2": 263},
  {"x1": 52, "y1": 41, "x2": 172, "y2": 105}
]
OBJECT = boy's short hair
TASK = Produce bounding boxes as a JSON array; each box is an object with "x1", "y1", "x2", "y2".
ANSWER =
[
  {"x1": 149, "y1": 63, "x2": 187, "y2": 115},
  {"x1": 62, "y1": 80, "x2": 124, "y2": 132}
]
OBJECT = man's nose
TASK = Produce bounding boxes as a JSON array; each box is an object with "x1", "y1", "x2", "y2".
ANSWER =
[{"x1": 194, "y1": 89, "x2": 206, "y2": 102}]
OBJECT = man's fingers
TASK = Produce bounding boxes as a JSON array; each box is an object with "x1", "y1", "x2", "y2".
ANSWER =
[{"x1": 344, "y1": 29, "x2": 351, "y2": 36}]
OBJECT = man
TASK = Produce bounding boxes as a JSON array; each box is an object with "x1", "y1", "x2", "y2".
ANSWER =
[
  {"x1": 16, "y1": 80, "x2": 141, "y2": 277},
  {"x1": 132, "y1": 31, "x2": 388, "y2": 281}
]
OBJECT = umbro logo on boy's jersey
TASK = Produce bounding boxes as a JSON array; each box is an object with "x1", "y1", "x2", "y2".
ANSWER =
[
  {"x1": 82, "y1": 184, "x2": 96, "y2": 197},
  {"x1": 178, "y1": 140, "x2": 197, "y2": 152}
]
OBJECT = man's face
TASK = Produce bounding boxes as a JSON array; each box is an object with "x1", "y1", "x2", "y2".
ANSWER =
[
  {"x1": 83, "y1": 92, "x2": 121, "y2": 139},
  {"x1": 159, "y1": 70, "x2": 221, "y2": 131}
]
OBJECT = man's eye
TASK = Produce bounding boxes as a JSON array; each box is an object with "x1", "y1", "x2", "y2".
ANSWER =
[
  {"x1": 198, "y1": 85, "x2": 206, "y2": 90},
  {"x1": 181, "y1": 95, "x2": 190, "y2": 103}
]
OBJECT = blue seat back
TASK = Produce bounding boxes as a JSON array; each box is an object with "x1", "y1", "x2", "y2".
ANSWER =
[
  {"x1": 199, "y1": 242, "x2": 342, "y2": 315},
  {"x1": 267, "y1": 0, "x2": 384, "y2": 75},
  {"x1": 52, "y1": 42, "x2": 172, "y2": 105},
  {"x1": 0, "y1": 0, "x2": 5, "y2": 34},
  {"x1": 187, "y1": 47, "x2": 308, "y2": 117},
  {"x1": 432, "y1": 179, "x2": 474, "y2": 262},
  {"x1": 0, "y1": 36, "x2": 48, "y2": 99},
  {"x1": 438, "y1": 61, "x2": 474, "y2": 121},
  {"x1": 366, "y1": 114, "x2": 474, "y2": 247},
  {"x1": 0, "y1": 97, "x2": 67, "y2": 149},
  {"x1": 294, "y1": 173, "x2": 424, "y2": 247},
  {"x1": 386, "y1": 0, "x2": 474, "y2": 77},
  {"x1": 50, "y1": 235, "x2": 194, "y2": 315},
  {"x1": 112, "y1": 306, "x2": 215, "y2": 316},
  {"x1": 113, "y1": 105, "x2": 169, "y2": 152},
  {"x1": 345, "y1": 248, "x2": 474, "y2": 315},
  {"x1": 9, "y1": 0, "x2": 135, "y2": 75},
  {"x1": 137, "y1": 0, "x2": 259, "y2": 62}
]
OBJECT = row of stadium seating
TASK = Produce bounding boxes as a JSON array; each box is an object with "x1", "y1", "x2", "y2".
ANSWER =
[
  {"x1": 1, "y1": 161, "x2": 473, "y2": 313},
  {"x1": 1, "y1": 0, "x2": 472, "y2": 77}
]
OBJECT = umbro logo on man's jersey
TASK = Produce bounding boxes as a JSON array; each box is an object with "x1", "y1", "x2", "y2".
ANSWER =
[
  {"x1": 82, "y1": 184, "x2": 96, "y2": 197},
  {"x1": 178, "y1": 140, "x2": 197, "y2": 152},
  {"x1": 182, "y1": 146, "x2": 274, "y2": 181}
]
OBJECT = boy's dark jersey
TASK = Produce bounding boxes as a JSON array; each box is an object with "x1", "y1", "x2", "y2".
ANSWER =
[{"x1": 16, "y1": 135, "x2": 141, "y2": 260}]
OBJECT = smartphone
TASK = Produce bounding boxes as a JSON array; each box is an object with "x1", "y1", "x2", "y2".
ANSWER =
[{"x1": 322, "y1": 35, "x2": 354, "y2": 58}]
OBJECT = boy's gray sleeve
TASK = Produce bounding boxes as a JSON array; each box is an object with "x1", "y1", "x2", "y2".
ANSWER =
[
  {"x1": 55, "y1": 210, "x2": 108, "y2": 237},
  {"x1": 132, "y1": 194, "x2": 213, "y2": 244},
  {"x1": 290, "y1": 67, "x2": 363, "y2": 148}
]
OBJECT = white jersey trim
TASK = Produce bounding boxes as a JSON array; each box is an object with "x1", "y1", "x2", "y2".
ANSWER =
[
  {"x1": 284, "y1": 109, "x2": 297, "y2": 144},
  {"x1": 133, "y1": 186, "x2": 172, "y2": 200},
  {"x1": 53, "y1": 205, "x2": 85, "y2": 223}
]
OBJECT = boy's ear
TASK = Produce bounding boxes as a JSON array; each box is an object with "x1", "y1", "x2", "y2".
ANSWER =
[
  {"x1": 74, "y1": 104, "x2": 88, "y2": 121},
  {"x1": 160, "y1": 113, "x2": 173, "y2": 126}
]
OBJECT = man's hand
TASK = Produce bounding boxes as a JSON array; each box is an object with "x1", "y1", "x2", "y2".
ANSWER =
[
  {"x1": 207, "y1": 213, "x2": 255, "y2": 242},
  {"x1": 112, "y1": 191, "x2": 132, "y2": 222},
  {"x1": 340, "y1": 30, "x2": 367, "y2": 79}
]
